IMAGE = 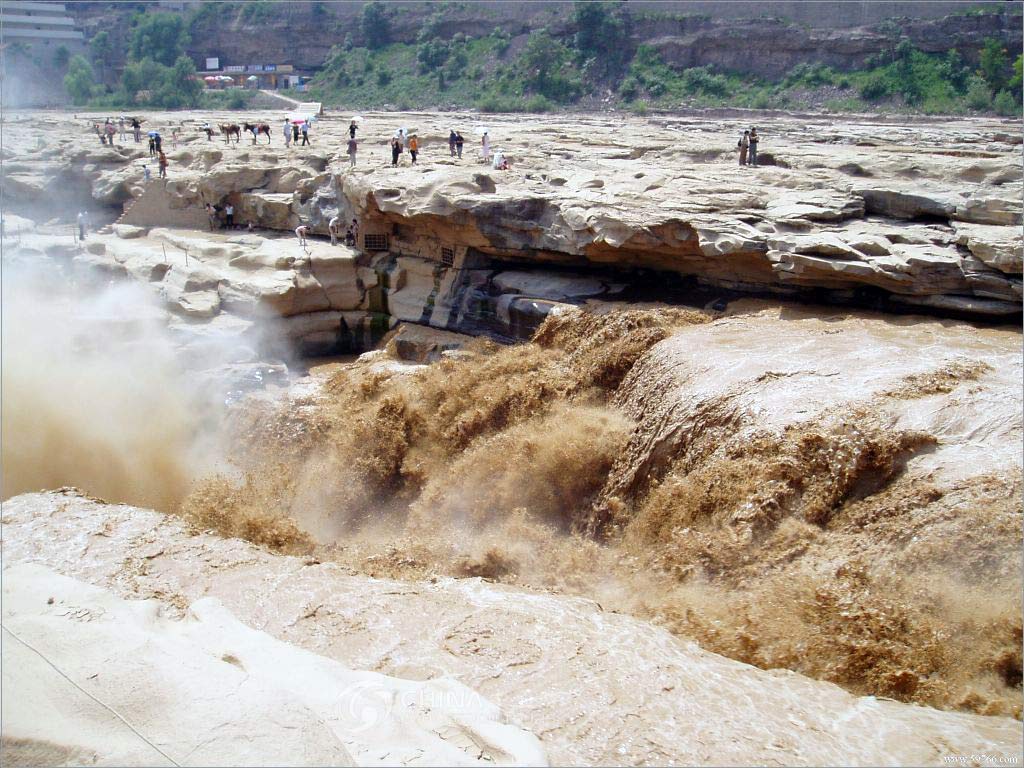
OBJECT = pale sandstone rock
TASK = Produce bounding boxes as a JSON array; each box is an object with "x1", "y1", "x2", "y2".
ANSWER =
[{"x1": 953, "y1": 222, "x2": 1024, "y2": 275}]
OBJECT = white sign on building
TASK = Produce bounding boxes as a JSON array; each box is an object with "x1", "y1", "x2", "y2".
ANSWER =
[{"x1": 205, "y1": 57, "x2": 219, "y2": 70}]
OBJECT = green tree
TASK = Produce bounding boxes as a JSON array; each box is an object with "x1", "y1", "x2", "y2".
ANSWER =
[
  {"x1": 417, "y1": 39, "x2": 449, "y2": 72},
  {"x1": 53, "y1": 45, "x2": 70, "y2": 69},
  {"x1": 979, "y1": 38, "x2": 1010, "y2": 92},
  {"x1": 965, "y1": 75, "x2": 993, "y2": 110},
  {"x1": 63, "y1": 55, "x2": 96, "y2": 105},
  {"x1": 572, "y1": 1, "x2": 632, "y2": 77},
  {"x1": 122, "y1": 57, "x2": 166, "y2": 101},
  {"x1": 89, "y1": 30, "x2": 112, "y2": 80},
  {"x1": 1009, "y1": 54, "x2": 1022, "y2": 99},
  {"x1": 521, "y1": 31, "x2": 580, "y2": 103},
  {"x1": 129, "y1": 12, "x2": 190, "y2": 67},
  {"x1": 360, "y1": 2, "x2": 391, "y2": 49},
  {"x1": 993, "y1": 89, "x2": 1019, "y2": 116},
  {"x1": 170, "y1": 54, "x2": 202, "y2": 106}
]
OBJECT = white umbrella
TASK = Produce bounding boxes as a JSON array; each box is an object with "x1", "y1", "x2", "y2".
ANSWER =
[{"x1": 350, "y1": 115, "x2": 363, "y2": 122}]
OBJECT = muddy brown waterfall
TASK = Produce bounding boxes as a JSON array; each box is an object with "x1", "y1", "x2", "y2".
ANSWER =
[{"x1": 1, "y1": 99, "x2": 1021, "y2": 765}]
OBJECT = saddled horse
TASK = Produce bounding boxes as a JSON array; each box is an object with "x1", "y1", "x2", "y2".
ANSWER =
[
  {"x1": 219, "y1": 123, "x2": 241, "y2": 144},
  {"x1": 244, "y1": 122, "x2": 271, "y2": 145}
]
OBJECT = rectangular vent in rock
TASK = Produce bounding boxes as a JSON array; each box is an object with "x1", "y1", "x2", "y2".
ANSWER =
[
  {"x1": 364, "y1": 233, "x2": 389, "y2": 252},
  {"x1": 441, "y1": 246, "x2": 454, "y2": 267}
]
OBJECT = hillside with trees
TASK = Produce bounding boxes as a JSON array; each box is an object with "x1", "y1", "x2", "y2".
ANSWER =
[{"x1": 63, "y1": 1, "x2": 1022, "y2": 117}]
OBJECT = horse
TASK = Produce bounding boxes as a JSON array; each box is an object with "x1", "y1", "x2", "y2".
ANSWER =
[
  {"x1": 219, "y1": 123, "x2": 241, "y2": 144},
  {"x1": 243, "y1": 122, "x2": 271, "y2": 145}
]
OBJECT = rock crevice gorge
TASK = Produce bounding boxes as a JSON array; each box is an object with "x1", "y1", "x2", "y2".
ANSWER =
[{"x1": 2, "y1": 109, "x2": 1021, "y2": 765}]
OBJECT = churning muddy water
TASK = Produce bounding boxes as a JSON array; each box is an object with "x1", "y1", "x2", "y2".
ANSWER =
[{"x1": 3, "y1": 245, "x2": 1021, "y2": 719}]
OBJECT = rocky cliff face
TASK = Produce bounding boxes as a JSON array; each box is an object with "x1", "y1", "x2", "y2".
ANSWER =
[
  {"x1": 65, "y1": 2, "x2": 1021, "y2": 83},
  {"x1": 3, "y1": 109, "x2": 1020, "y2": 356}
]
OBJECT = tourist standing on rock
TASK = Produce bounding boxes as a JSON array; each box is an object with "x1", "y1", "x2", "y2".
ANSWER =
[
  {"x1": 158, "y1": 151, "x2": 168, "y2": 179},
  {"x1": 118, "y1": 117, "x2": 126, "y2": 142},
  {"x1": 132, "y1": 118, "x2": 141, "y2": 142},
  {"x1": 292, "y1": 122, "x2": 300, "y2": 145},
  {"x1": 295, "y1": 224, "x2": 309, "y2": 248},
  {"x1": 283, "y1": 120, "x2": 292, "y2": 148},
  {"x1": 148, "y1": 135, "x2": 156, "y2": 156},
  {"x1": 225, "y1": 203, "x2": 235, "y2": 229},
  {"x1": 95, "y1": 124, "x2": 106, "y2": 145},
  {"x1": 351, "y1": 218, "x2": 359, "y2": 245},
  {"x1": 171, "y1": 128, "x2": 180, "y2": 149},
  {"x1": 349, "y1": 121, "x2": 358, "y2": 139},
  {"x1": 154, "y1": 133, "x2": 162, "y2": 153},
  {"x1": 391, "y1": 137, "x2": 401, "y2": 166},
  {"x1": 347, "y1": 136, "x2": 358, "y2": 167},
  {"x1": 449, "y1": 130, "x2": 457, "y2": 157},
  {"x1": 455, "y1": 131, "x2": 464, "y2": 159},
  {"x1": 738, "y1": 130, "x2": 749, "y2": 166},
  {"x1": 329, "y1": 215, "x2": 341, "y2": 246},
  {"x1": 409, "y1": 135, "x2": 419, "y2": 164},
  {"x1": 205, "y1": 203, "x2": 217, "y2": 231},
  {"x1": 748, "y1": 128, "x2": 759, "y2": 166},
  {"x1": 481, "y1": 131, "x2": 491, "y2": 163},
  {"x1": 77, "y1": 211, "x2": 87, "y2": 241},
  {"x1": 345, "y1": 226, "x2": 355, "y2": 246},
  {"x1": 300, "y1": 122, "x2": 310, "y2": 146},
  {"x1": 143, "y1": 164, "x2": 151, "y2": 181}
]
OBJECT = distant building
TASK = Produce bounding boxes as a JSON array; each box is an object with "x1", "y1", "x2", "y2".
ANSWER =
[{"x1": 0, "y1": 2, "x2": 85, "y2": 46}]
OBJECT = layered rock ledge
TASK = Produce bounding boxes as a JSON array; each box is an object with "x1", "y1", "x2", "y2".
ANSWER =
[{"x1": 2, "y1": 110, "x2": 1021, "y2": 353}]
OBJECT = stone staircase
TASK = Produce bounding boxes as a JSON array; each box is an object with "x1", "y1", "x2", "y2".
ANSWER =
[{"x1": 97, "y1": 180, "x2": 207, "y2": 234}]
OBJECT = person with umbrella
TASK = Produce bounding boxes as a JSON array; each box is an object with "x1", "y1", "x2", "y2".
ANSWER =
[{"x1": 481, "y1": 129, "x2": 491, "y2": 163}]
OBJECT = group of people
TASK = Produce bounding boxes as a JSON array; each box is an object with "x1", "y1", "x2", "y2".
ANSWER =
[
  {"x1": 389, "y1": 132, "x2": 421, "y2": 166},
  {"x1": 204, "y1": 201, "x2": 237, "y2": 231},
  {"x1": 282, "y1": 118, "x2": 312, "y2": 148},
  {"x1": 327, "y1": 215, "x2": 359, "y2": 246},
  {"x1": 381, "y1": 127, "x2": 507, "y2": 169},
  {"x1": 94, "y1": 117, "x2": 144, "y2": 145},
  {"x1": 737, "y1": 127, "x2": 760, "y2": 166},
  {"x1": 296, "y1": 217, "x2": 358, "y2": 249}
]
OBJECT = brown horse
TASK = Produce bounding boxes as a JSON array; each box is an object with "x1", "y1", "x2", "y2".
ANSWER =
[
  {"x1": 244, "y1": 122, "x2": 271, "y2": 144},
  {"x1": 219, "y1": 123, "x2": 241, "y2": 144}
]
